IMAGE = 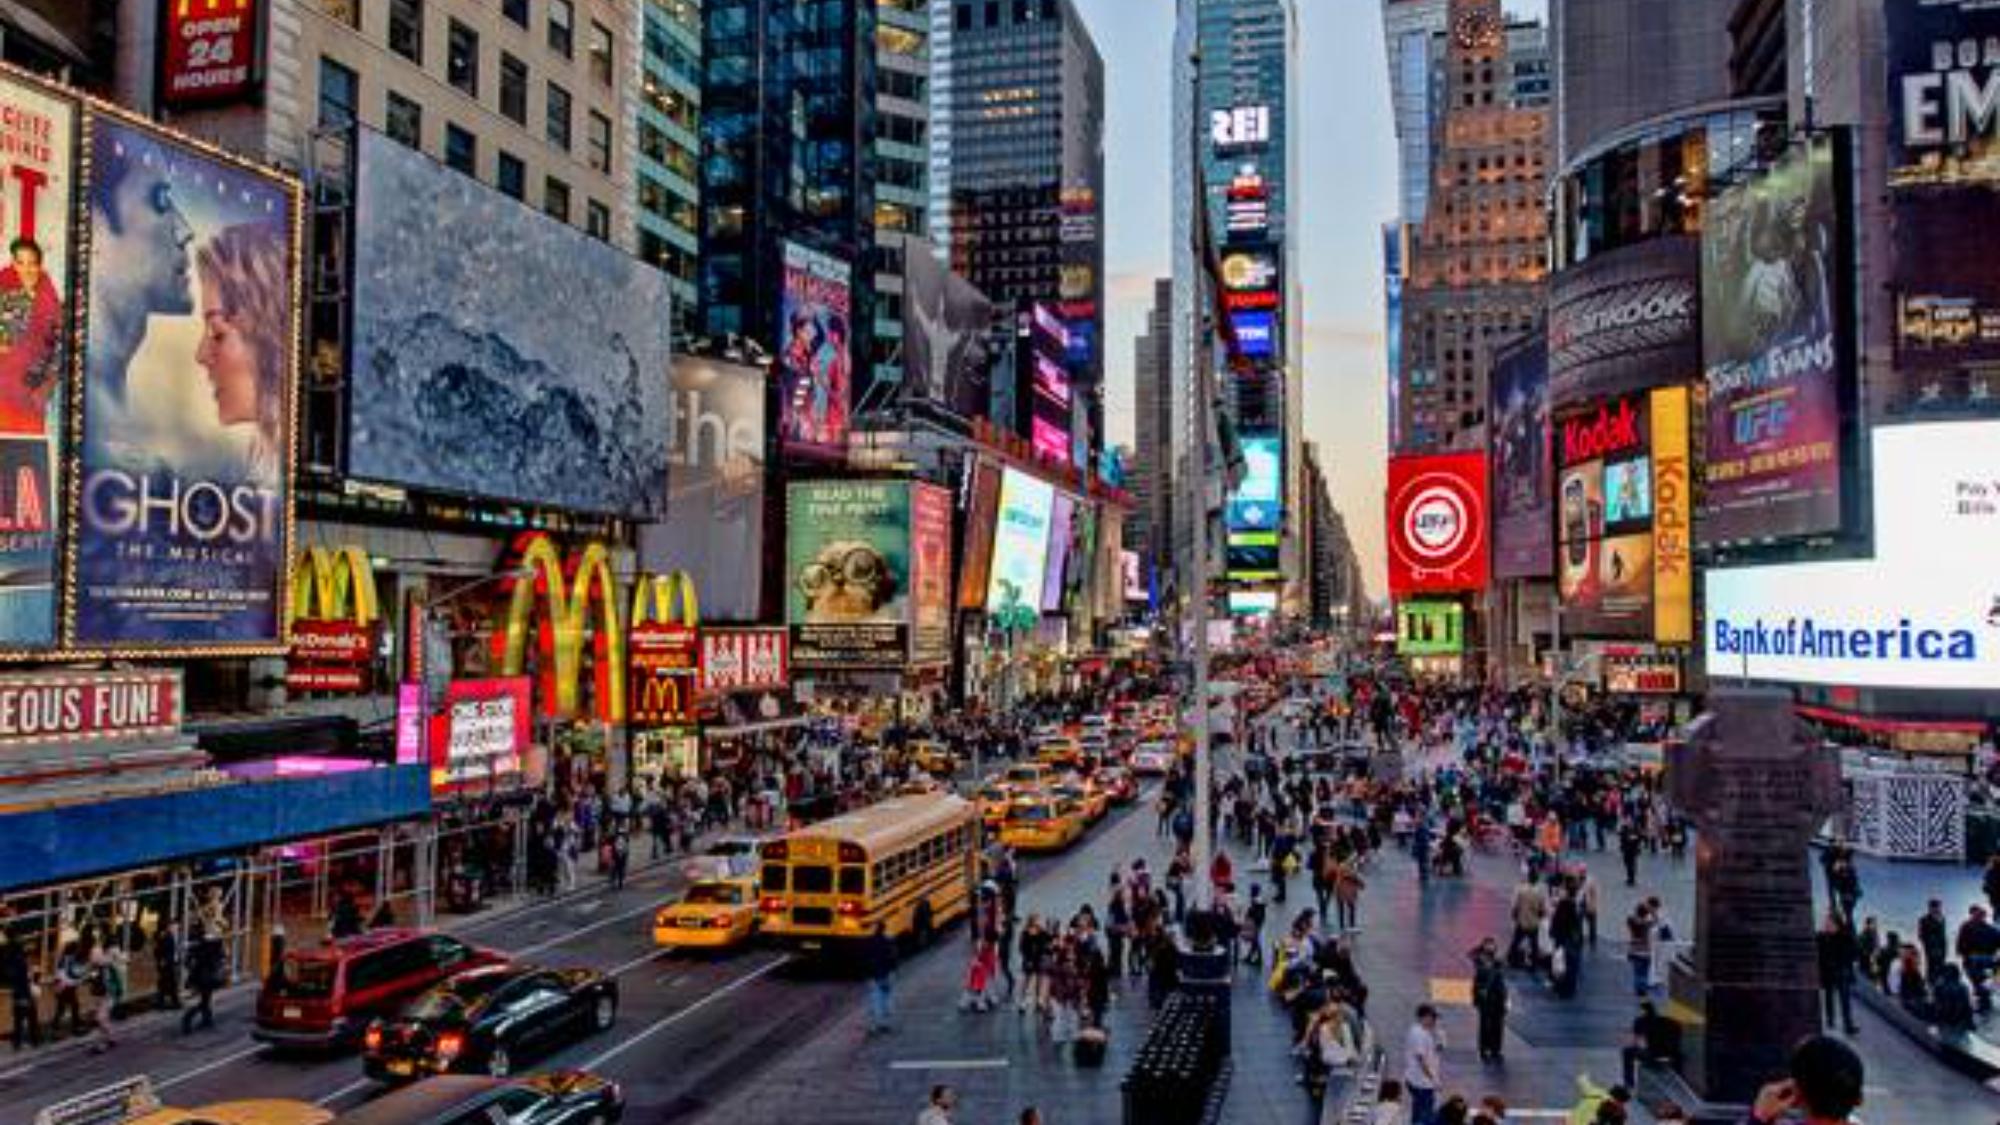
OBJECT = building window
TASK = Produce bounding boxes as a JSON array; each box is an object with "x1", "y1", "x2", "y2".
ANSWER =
[
  {"x1": 502, "y1": 0, "x2": 528, "y2": 28},
  {"x1": 548, "y1": 0, "x2": 574, "y2": 57},
  {"x1": 587, "y1": 111, "x2": 612, "y2": 173},
  {"x1": 546, "y1": 82, "x2": 571, "y2": 150},
  {"x1": 388, "y1": 0, "x2": 422, "y2": 64},
  {"x1": 444, "y1": 124, "x2": 476, "y2": 174},
  {"x1": 500, "y1": 53, "x2": 528, "y2": 124},
  {"x1": 545, "y1": 176, "x2": 571, "y2": 221},
  {"x1": 586, "y1": 200, "x2": 610, "y2": 241},
  {"x1": 588, "y1": 22, "x2": 614, "y2": 87},
  {"x1": 318, "y1": 58, "x2": 358, "y2": 128},
  {"x1": 385, "y1": 90, "x2": 422, "y2": 147},
  {"x1": 497, "y1": 152, "x2": 525, "y2": 200},
  {"x1": 447, "y1": 20, "x2": 479, "y2": 97},
  {"x1": 321, "y1": 0, "x2": 360, "y2": 29}
]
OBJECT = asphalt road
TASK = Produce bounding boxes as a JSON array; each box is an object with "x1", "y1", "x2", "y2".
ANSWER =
[{"x1": 0, "y1": 784, "x2": 1160, "y2": 1124}]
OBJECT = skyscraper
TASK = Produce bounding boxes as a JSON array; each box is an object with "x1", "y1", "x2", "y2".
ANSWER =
[
  {"x1": 699, "y1": 0, "x2": 877, "y2": 397},
  {"x1": 934, "y1": 0, "x2": 1105, "y2": 458},
  {"x1": 1393, "y1": 0, "x2": 1549, "y2": 453},
  {"x1": 1132, "y1": 279, "x2": 1175, "y2": 582},
  {"x1": 636, "y1": 0, "x2": 702, "y2": 338},
  {"x1": 871, "y1": 0, "x2": 932, "y2": 405},
  {"x1": 1172, "y1": 0, "x2": 1302, "y2": 611}
]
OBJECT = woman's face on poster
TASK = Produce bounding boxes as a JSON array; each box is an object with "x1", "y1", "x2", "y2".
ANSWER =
[{"x1": 196, "y1": 275, "x2": 259, "y2": 425}]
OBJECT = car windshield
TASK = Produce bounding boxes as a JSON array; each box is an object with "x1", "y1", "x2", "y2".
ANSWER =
[
  {"x1": 707, "y1": 841, "x2": 751, "y2": 857},
  {"x1": 406, "y1": 971, "x2": 517, "y2": 1020},
  {"x1": 1012, "y1": 805, "x2": 1054, "y2": 823},
  {"x1": 275, "y1": 956, "x2": 337, "y2": 999},
  {"x1": 1006, "y1": 767, "x2": 1040, "y2": 783},
  {"x1": 684, "y1": 884, "x2": 742, "y2": 905}
]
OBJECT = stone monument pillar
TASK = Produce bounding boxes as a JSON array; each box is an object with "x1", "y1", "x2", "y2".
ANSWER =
[{"x1": 1666, "y1": 687, "x2": 1843, "y2": 1105}]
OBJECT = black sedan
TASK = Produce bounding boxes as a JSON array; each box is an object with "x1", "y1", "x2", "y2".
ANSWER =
[
  {"x1": 332, "y1": 1072, "x2": 623, "y2": 1124},
  {"x1": 362, "y1": 964, "x2": 618, "y2": 1082}
]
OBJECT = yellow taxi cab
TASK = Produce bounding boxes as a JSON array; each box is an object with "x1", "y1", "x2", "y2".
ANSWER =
[
  {"x1": 975, "y1": 781, "x2": 1013, "y2": 831},
  {"x1": 1052, "y1": 781, "x2": 1108, "y2": 825},
  {"x1": 999, "y1": 795, "x2": 1085, "y2": 852},
  {"x1": 907, "y1": 740, "x2": 958, "y2": 776},
  {"x1": 130, "y1": 1104, "x2": 330, "y2": 1125},
  {"x1": 1001, "y1": 762, "x2": 1055, "y2": 793},
  {"x1": 1034, "y1": 737, "x2": 1083, "y2": 769},
  {"x1": 653, "y1": 876, "x2": 760, "y2": 948}
]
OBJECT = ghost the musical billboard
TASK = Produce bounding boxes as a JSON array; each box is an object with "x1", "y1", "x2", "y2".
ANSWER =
[{"x1": 71, "y1": 113, "x2": 300, "y2": 649}]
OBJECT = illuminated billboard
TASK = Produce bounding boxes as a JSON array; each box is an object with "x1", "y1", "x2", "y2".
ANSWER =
[
  {"x1": 1385, "y1": 452, "x2": 1488, "y2": 596},
  {"x1": 1700, "y1": 134, "x2": 1848, "y2": 545},
  {"x1": 0, "y1": 70, "x2": 75, "y2": 651},
  {"x1": 1490, "y1": 333, "x2": 1552, "y2": 579},
  {"x1": 160, "y1": 0, "x2": 263, "y2": 108},
  {"x1": 777, "y1": 241, "x2": 853, "y2": 458},
  {"x1": 73, "y1": 111, "x2": 301, "y2": 650},
  {"x1": 786, "y1": 481, "x2": 914, "y2": 668},
  {"x1": 1556, "y1": 388, "x2": 1692, "y2": 642},
  {"x1": 638, "y1": 355, "x2": 765, "y2": 622},
  {"x1": 1705, "y1": 421, "x2": 2000, "y2": 689},
  {"x1": 1227, "y1": 434, "x2": 1282, "y2": 533},
  {"x1": 985, "y1": 468, "x2": 1055, "y2": 618},
  {"x1": 1231, "y1": 312, "x2": 1276, "y2": 359},
  {"x1": 1396, "y1": 600, "x2": 1464, "y2": 657},
  {"x1": 350, "y1": 131, "x2": 672, "y2": 516}
]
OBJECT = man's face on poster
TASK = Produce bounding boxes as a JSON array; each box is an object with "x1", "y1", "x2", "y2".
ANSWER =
[{"x1": 102, "y1": 173, "x2": 195, "y2": 317}]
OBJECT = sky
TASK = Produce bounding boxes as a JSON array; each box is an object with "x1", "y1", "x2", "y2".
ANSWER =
[{"x1": 1079, "y1": 0, "x2": 1546, "y2": 601}]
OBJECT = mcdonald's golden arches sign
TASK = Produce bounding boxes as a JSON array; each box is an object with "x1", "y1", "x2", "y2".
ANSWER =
[
  {"x1": 629, "y1": 571, "x2": 699, "y2": 727},
  {"x1": 287, "y1": 546, "x2": 379, "y2": 694}
]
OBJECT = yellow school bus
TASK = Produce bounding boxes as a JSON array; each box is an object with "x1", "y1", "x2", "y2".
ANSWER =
[{"x1": 756, "y1": 792, "x2": 978, "y2": 953}]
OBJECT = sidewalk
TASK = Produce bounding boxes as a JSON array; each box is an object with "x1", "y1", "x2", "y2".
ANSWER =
[{"x1": 0, "y1": 823, "x2": 728, "y2": 1075}]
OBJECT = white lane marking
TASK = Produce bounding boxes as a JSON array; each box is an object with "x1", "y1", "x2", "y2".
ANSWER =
[
  {"x1": 887, "y1": 1058, "x2": 1011, "y2": 1071},
  {"x1": 609, "y1": 948, "x2": 664, "y2": 977},
  {"x1": 0, "y1": 1063, "x2": 31, "y2": 1081},
  {"x1": 509, "y1": 895, "x2": 671, "y2": 957},
  {"x1": 154, "y1": 1041, "x2": 267, "y2": 1092},
  {"x1": 580, "y1": 955, "x2": 791, "y2": 1071},
  {"x1": 315, "y1": 1076, "x2": 373, "y2": 1107}
]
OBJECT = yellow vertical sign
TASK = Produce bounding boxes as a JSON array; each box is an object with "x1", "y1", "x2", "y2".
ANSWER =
[{"x1": 1651, "y1": 385, "x2": 1693, "y2": 644}]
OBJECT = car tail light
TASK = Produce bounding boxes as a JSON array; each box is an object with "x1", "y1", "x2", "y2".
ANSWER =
[
  {"x1": 363, "y1": 1023, "x2": 382, "y2": 1051},
  {"x1": 761, "y1": 841, "x2": 787, "y2": 861},
  {"x1": 710, "y1": 916, "x2": 735, "y2": 929},
  {"x1": 656, "y1": 908, "x2": 673, "y2": 927},
  {"x1": 837, "y1": 901, "x2": 863, "y2": 917},
  {"x1": 434, "y1": 1031, "x2": 464, "y2": 1060},
  {"x1": 760, "y1": 896, "x2": 785, "y2": 913}
]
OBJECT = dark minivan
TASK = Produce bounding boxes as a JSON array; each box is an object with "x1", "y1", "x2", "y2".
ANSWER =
[{"x1": 255, "y1": 929, "x2": 505, "y2": 1050}]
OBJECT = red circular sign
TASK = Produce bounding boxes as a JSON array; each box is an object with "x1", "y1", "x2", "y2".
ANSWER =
[{"x1": 1388, "y1": 454, "x2": 1488, "y2": 595}]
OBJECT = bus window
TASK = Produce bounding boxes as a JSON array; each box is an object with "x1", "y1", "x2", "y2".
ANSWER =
[
  {"x1": 761, "y1": 864, "x2": 788, "y2": 891},
  {"x1": 793, "y1": 865, "x2": 833, "y2": 894},
  {"x1": 839, "y1": 866, "x2": 866, "y2": 895}
]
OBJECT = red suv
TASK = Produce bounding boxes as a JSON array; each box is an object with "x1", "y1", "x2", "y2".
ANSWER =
[{"x1": 254, "y1": 929, "x2": 504, "y2": 1050}]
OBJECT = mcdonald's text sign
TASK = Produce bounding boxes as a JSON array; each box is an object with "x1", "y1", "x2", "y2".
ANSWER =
[
  {"x1": 699, "y1": 628, "x2": 788, "y2": 695},
  {"x1": 160, "y1": 0, "x2": 262, "y2": 108},
  {"x1": 630, "y1": 622, "x2": 698, "y2": 726}
]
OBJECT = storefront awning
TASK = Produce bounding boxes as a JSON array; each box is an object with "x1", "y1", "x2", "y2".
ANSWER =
[{"x1": 1796, "y1": 703, "x2": 1988, "y2": 736}]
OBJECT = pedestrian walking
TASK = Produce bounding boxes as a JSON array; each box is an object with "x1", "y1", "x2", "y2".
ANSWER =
[
  {"x1": 1470, "y1": 939, "x2": 1508, "y2": 1063},
  {"x1": 1333, "y1": 855, "x2": 1365, "y2": 933},
  {"x1": 1618, "y1": 821, "x2": 1643, "y2": 887},
  {"x1": 181, "y1": 919, "x2": 224, "y2": 1034},
  {"x1": 1815, "y1": 909, "x2": 1858, "y2": 1035},
  {"x1": 50, "y1": 938, "x2": 83, "y2": 1038},
  {"x1": 154, "y1": 923, "x2": 181, "y2": 1010},
  {"x1": 1241, "y1": 885, "x2": 1268, "y2": 967},
  {"x1": 916, "y1": 1084, "x2": 957, "y2": 1125},
  {"x1": 606, "y1": 829, "x2": 630, "y2": 890},
  {"x1": 863, "y1": 921, "x2": 897, "y2": 1034},
  {"x1": 1625, "y1": 903, "x2": 1654, "y2": 998},
  {"x1": 86, "y1": 934, "x2": 116, "y2": 1053},
  {"x1": 3, "y1": 932, "x2": 40, "y2": 1050},
  {"x1": 1402, "y1": 1004, "x2": 1444, "y2": 1125}
]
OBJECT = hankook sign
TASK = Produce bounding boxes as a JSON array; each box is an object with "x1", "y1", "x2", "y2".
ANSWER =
[{"x1": 1547, "y1": 237, "x2": 1701, "y2": 406}]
